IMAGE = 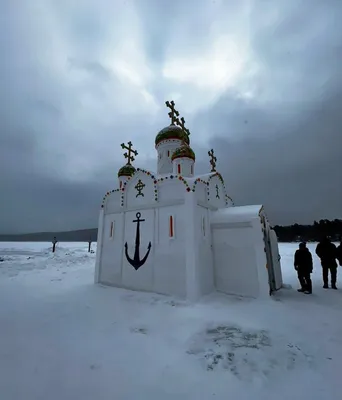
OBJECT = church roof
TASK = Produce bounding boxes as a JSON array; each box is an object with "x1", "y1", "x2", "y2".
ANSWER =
[
  {"x1": 155, "y1": 125, "x2": 190, "y2": 147},
  {"x1": 211, "y1": 205, "x2": 263, "y2": 225},
  {"x1": 171, "y1": 144, "x2": 195, "y2": 161},
  {"x1": 118, "y1": 164, "x2": 136, "y2": 177}
]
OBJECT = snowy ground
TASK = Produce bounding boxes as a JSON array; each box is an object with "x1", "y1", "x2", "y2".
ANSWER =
[{"x1": 0, "y1": 242, "x2": 341, "y2": 399}]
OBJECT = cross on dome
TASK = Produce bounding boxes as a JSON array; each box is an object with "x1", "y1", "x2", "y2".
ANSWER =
[
  {"x1": 121, "y1": 141, "x2": 138, "y2": 165},
  {"x1": 208, "y1": 149, "x2": 217, "y2": 172},
  {"x1": 175, "y1": 116, "x2": 190, "y2": 139},
  {"x1": 165, "y1": 100, "x2": 179, "y2": 125}
]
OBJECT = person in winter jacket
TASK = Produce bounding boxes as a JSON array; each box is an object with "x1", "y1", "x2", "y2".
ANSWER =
[
  {"x1": 336, "y1": 237, "x2": 342, "y2": 267},
  {"x1": 52, "y1": 236, "x2": 58, "y2": 253},
  {"x1": 315, "y1": 236, "x2": 338, "y2": 289},
  {"x1": 294, "y1": 242, "x2": 313, "y2": 294}
]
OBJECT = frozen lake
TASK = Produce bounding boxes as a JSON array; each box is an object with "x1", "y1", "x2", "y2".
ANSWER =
[{"x1": 0, "y1": 241, "x2": 341, "y2": 399}]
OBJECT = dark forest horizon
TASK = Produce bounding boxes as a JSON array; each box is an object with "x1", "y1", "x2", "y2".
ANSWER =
[{"x1": 0, "y1": 219, "x2": 341, "y2": 243}]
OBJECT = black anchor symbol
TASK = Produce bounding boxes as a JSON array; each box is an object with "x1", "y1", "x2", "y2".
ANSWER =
[{"x1": 124, "y1": 212, "x2": 152, "y2": 270}]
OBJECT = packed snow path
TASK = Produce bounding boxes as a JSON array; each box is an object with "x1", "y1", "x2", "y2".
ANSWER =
[{"x1": 0, "y1": 242, "x2": 341, "y2": 399}]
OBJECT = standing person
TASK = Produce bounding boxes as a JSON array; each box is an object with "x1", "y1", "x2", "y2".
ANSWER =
[
  {"x1": 336, "y1": 236, "x2": 342, "y2": 267},
  {"x1": 294, "y1": 242, "x2": 313, "y2": 294},
  {"x1": 52, "y1": 236, "x2": 58, "y2": 253},
  {"x1": 315, "y1": 236, "x2": 338, "y2": 289}
]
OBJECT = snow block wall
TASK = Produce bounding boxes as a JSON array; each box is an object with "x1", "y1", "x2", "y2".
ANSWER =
[
  {"x1": 207, "y1": 174, "x2": 226, "y2": 209},
  {"x1": 211, "y1": 206, "x2": 270, "y2": 299},
  {"x1": 98, "y1": 203, "x2": 188, "y2": 297},
  {"x1": 196, "y1": 205, "x2": 214, "y2": 295}
]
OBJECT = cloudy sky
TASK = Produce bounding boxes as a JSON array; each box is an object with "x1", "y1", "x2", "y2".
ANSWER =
[{"x1": 1, "y1": 0, "x2": 341, "y2": 234}]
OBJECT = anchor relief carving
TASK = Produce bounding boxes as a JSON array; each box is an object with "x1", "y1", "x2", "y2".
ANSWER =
[{"x1": 124, "y1": 212, "x2": 152, "y2": 270}]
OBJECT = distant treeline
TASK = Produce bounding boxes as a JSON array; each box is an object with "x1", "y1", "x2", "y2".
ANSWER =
[
  {"x1": 273, "y1": 219, "x2": 342, "y2": 242},
  {"x1": 0, "y1": 228, "x2": 98, "y2": 242},
  {"x1": 0, "y1": 219, "x2": 341, "y2": 243}
]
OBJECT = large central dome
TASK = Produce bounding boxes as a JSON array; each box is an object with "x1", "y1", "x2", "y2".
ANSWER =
[{"x1": 155, "y1": 125, "x2": 190, "y2": 147}]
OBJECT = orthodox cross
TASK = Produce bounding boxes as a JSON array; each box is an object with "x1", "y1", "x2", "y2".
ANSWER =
[
  {"x1": 121, "y1": 141, "x2": 138, "y2": 165},
  {"x1": 215, "y1": 184, "x2": 220, "y2": 199},
  {"x1": 165, "y1": 100, "x2": 179, "y2": 125},
  {"x1": 135, "y1": 179, "x2": 145, "y2": 197},
  {"x1": 208, "y1": 149, "x2": 217, "y2": 172},
  {"x1": 175, "y1": 116, "x2": 190, "y2": 138}
]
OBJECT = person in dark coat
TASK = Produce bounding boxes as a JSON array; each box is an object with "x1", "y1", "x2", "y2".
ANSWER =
[
  {"x1": 294, "y1": 242, "x2": 313, "y2": 294},
  {"x1": 315, "y1": 236, "x2": 338, "y2": 289},
  {"x1": 336, "y1": 236, "x2": 342, "y2": 267},
  {"x1": 52, "y1": 236, "x2": 58, "y2": 253}
]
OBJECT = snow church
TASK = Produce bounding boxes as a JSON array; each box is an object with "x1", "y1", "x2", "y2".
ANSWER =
[{"x1": 95, "y1": 101, "x2": 282, "y2": 301}]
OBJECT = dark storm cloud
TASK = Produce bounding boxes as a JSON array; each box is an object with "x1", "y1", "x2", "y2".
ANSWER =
[
  {"x1": 203, "y1": 92, "x2": 342, "y2": 224},
  {"x1": 201, "y1": 0, "x2": 342, "y2": 224},
  {"x1": 0, "y1": 0, "x2": 341, "y2": 233}
]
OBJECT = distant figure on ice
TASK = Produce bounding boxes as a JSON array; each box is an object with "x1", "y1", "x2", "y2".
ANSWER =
[
  {"x1": 294, "y1": 242, "x2": 313, "y2": 294},
  {"x1": 88, "y1": 238, "x2": 92, "y2": 253},
  {"x1": 52, "y1": 236, "x2": 58, "y2": 253},
  {"x1": 315, "y1": 236, "x2": 338, "y2": 289},
  {"x1": 336, "y1": 236, "x2": 342, "y2": 267}
]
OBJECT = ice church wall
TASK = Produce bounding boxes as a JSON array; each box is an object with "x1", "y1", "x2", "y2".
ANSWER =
[
  {"x1": 153, "y1": 204, "x2": 187, "y2": 297},
  {"x1": 195, "y1": 204, "x2": 214, "y2": 295},
  {"x1": 98, "y1": 203, "x2": 187, "y2": 297},
  {"x1": 207, "y1": 174, "x2": 228, "y2": 209},
  {"x1": 156, "y1": 176, "x2": 186, "y2": 204},
  {"x1": 125, "y1": 170, "x2": 157, "y2": 209}
]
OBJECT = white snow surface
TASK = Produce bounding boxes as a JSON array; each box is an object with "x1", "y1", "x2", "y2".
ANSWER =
[{"x1": 0, "y1": 241, "x2": 341, "y2": 399}]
